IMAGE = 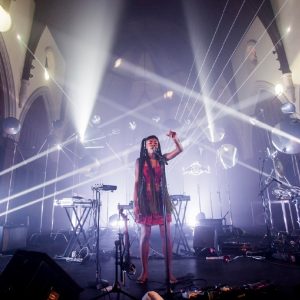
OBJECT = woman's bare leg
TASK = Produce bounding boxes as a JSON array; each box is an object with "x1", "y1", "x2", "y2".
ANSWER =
[
  {"x1": 138, "y1": 224, "x2": 151, "y2": 281},
  {"x1": 159, "y1": 222, "x2": 176, "y2": 282}
]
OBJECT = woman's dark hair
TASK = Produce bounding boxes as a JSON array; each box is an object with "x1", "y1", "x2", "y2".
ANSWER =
[{"x1": 137, "y1": 135, "x2": 171, "y2": 215}]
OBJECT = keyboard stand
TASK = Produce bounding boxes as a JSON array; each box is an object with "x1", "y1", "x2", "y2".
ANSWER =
[
  {"x1": 61, "y1": 205, "x2": 93, "y2": 258},
  {"x1": 171, "y1": 195, "x2": 194, "y2": 256}
]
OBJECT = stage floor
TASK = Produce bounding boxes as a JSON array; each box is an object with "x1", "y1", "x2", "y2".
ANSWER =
[{"x1": 0, "y1": 230, "x2": 300, "y2": 299}]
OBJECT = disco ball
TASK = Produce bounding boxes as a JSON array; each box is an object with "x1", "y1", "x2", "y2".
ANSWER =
[
  {"x1": 217, "y1": 144, "x2": 238, "y2": 169},
  {"x1": 271, "y1": 118, "x2": 300, "y2": 154},
  {"x1": 2, "y1": 117, "x2": 21, "y2": 135}
]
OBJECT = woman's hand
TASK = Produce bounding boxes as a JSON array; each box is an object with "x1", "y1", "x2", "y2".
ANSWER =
[{"x1": 166, "y1": 130, "x2": 177, "y2": 139}]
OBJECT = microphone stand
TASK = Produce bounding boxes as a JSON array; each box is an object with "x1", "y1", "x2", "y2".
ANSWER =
[
  {"x1": 155, "y1": 151, "x2": 174, "y2": 299},
  {"x1": 88, "y1": 188, "x2": 109, "y2": 290}
]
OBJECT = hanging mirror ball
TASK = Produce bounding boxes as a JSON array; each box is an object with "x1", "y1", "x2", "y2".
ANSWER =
[
  {"x1": 271, "y1": 118, "x2": 300, "y2": 154},
  {"x1": 2, "y1": 117, "x2": 21, "y2": 135},
  {"x1": 217, "y1": 144, "x2": 238, "y2": 169}
]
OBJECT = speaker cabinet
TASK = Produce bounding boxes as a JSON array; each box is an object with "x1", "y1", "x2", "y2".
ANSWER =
[
  {"x1": 0, "y1": 225, "x2": 27, "y2": 253},
  {"x1": 193, "y1": 226, "x2": 218, "y2": 256},
  {"x1": 0, "y1": 250, "x2": 83, "y2": 300}
]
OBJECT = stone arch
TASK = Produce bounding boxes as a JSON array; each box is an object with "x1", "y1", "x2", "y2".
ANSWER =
[{"x1": 0, "y1": 34, "x2": 16, "y2": 118}]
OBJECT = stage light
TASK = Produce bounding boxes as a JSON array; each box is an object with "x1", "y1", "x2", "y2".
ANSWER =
[
  {"x1": 108, "y1": 214, "x2": 124, "y2": 229},
  {"x1": 16, "y1": 34, "x2": 21, "y2": 41},
  {"x1": 44, "y1": 57, "x2": 50, "y2": 81},
  {"x1": 0, "y1": 5, "x2": 12, "y2": 32},
  {"x1": 281, "y1": 102, "x2": 295, "y2": 114},
  {"x1": 114, "y1": 58, "x2": 122, "y2": 68},
  {"x1": 286, "y1": 26, "x2": 291, "y2": 33},
  {"x1": 2, "y1": 117, "x2": 21, "y2": 135},
  {"x1": 56, "y1": 144, "x2": 62, "y2": 151},
  {"x1": 275, "y1": 84, "x2": 283, "y2": 96},
  {"x1": 163, "y1": 90, "x2": 174, "y2": 99}
]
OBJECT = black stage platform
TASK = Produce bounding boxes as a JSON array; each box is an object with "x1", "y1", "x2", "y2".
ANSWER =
[{"x1": 0, "y1": 228, "x2": 300, "y2": 300}]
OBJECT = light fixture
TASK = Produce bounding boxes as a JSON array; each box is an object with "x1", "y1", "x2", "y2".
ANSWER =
[
  {"x1": 274, "y1": 84, "x2": 283, "y2": 96},
  {"x1": 163, "y1": 90, "x2": 174, "y2": 99},
  {"x1": 44, "y1": 57, "x2": 50, "y2": 81},
  {"x1": 281, "y1": 102, "x2": 296, "y2": 114},
  {"x1": 2, "y1": 117, "x2": 21, "y2": 135},
  {"x1": 114, "y1": 58, "x2": 122, "y2": 68},
  {"x1": 0, "y1": 4, "x2": 12, "y2": 32}
]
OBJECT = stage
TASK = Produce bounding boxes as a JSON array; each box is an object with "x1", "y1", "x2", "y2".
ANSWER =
[{"x1": 0, "y1": 228, "x2": 300, "y2": 300}]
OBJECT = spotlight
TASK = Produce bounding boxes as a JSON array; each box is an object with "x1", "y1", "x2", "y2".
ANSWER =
[
  {"x1": 114, "y1": 58, "x2": 122, "y2": 68},
  {"x1": 281, "y1": 102, "x2": 296, "y2": 114},
  {"x1": 44, "y1": 57, "x2": 50, "y2": 81},
  {"x1": 0, "y1": 5, "x2": 12, "y2": 32},
  {"x1": 2, "y1": 117, "x2": 21, "y2": 135},
  {"x1": 275, "y1": 84, "x2": 283, "y2": 96},
  {"x1": 163, "y1": 90, "x2": 174, "y2": 99},
  {"x1": 108, "y1": 214, "x2": 124, "y2": 229}
]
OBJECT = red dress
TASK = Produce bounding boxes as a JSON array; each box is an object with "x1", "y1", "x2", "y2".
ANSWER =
[{"x1": 136, "y1": 160, "x2": 172, "y2": 225}]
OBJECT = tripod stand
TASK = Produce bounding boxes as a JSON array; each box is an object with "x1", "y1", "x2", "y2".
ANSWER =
[{"x1": 93, "y1": 232, "x2": 138, "y2": 300}]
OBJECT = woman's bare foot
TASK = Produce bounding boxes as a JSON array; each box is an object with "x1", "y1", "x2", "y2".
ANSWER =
[
  {"x1": 136, "y1": 273, "x2": 148, "y2": 284},
  {"x1": 169, "y1": 274, "x2": 177, "y2": 284}
]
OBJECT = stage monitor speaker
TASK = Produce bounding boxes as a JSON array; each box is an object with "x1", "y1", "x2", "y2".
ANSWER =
[
  {"x1": 0, "y1": 249, "x2": 83, "y2": 300},
  {"x1": 193, "y1": 226, "x2": 218, "y2": 256}
]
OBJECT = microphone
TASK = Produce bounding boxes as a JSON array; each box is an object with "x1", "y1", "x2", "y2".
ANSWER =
[{"x1": 154, "y1": 148, "x2": 168, "y2": 165}]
